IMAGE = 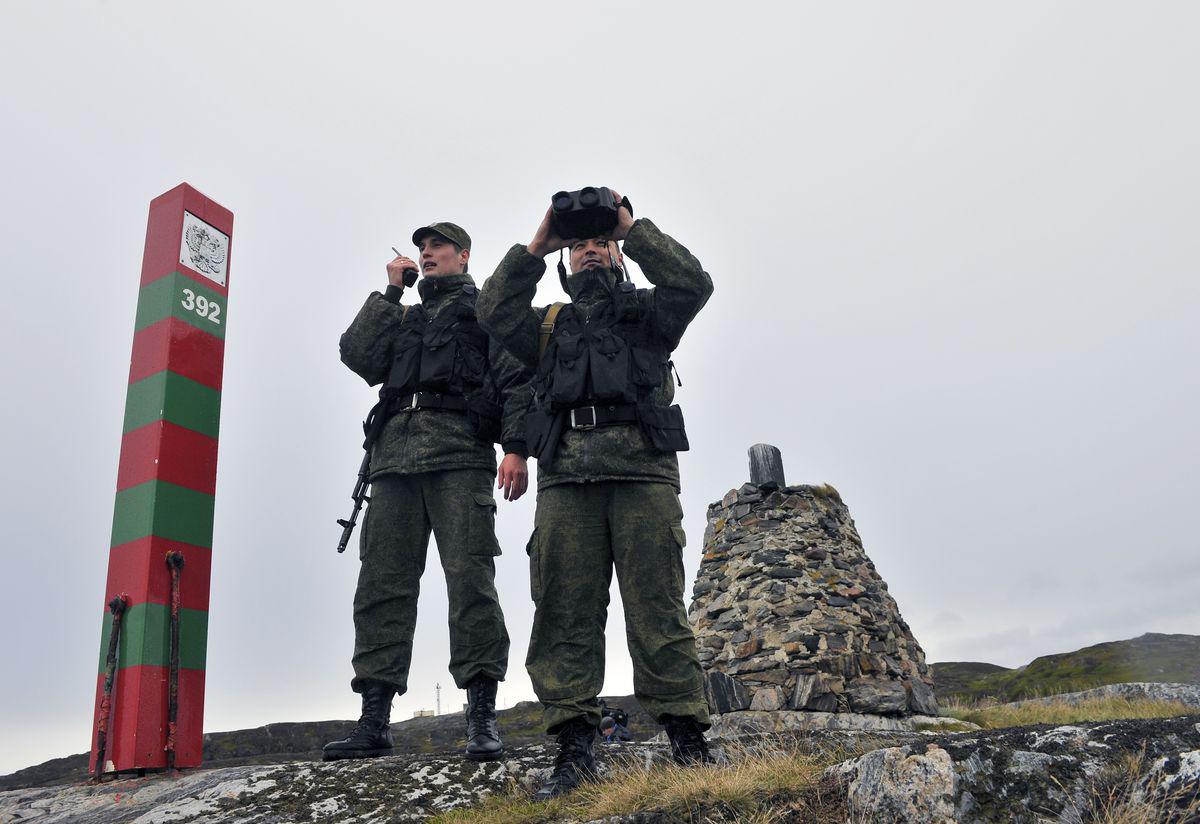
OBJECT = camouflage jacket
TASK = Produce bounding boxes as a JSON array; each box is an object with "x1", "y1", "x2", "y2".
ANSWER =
[
  {"x1": 477, "y1": 219, "x2": 713, "y2": 490},
  {"x1": 340, "y1": 274, "x2": 532, "y2": 480}
]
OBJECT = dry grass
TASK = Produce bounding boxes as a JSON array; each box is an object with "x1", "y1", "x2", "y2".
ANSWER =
[
  {"x1": 941, "y1": 695, "x2": 1195, "y2": 729},
  {"x1": 429, "y1": 740, "x2": 850, "y2": 824},
  {"x1": 1080, "y1": 750, "x2": 1200, "y2": 824}
]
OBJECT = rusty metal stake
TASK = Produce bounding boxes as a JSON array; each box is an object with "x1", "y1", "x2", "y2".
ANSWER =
[
  {"x1": 165, "y1": 551, "x2": 185, "y2": 771},
  {"x1": 93, "y1": 594, "x2": 128, "y2": 781}
]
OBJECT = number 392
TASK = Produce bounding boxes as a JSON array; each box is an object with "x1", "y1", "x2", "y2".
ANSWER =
[{"x1": 180, "y1": 288, "x2": 222, "y2": 325}]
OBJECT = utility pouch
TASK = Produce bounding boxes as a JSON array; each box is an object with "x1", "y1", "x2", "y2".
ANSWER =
[
  {"x1": 458, "y1": 342, "x2": 487, "y2": 390},
  {"x1": 547, "y1": 331, "x2": 589, "y2": 405},
  {"x1": 385, "y1": 338, "x2": 422, "y2": 396},
  {"x1": 614, "y1": 281, "x2": 640, "y2": 322},
  {"x1": 418, "y1": 326, "x2": 459, "y2": 391},
  {"x1": 589, "y1": 328, "x2": 633, "y2": 402},
  {"x1": 467, "y1": 395, "x2": 503, "y2": 444},
  {"x1": 631, "y1": 346, "x2": 664, "y2": 389},
  {"x1": 526, "y1": 403, "x2": 564, "y2": 464},
  {"x1": 639, "y1": 403, "x2": 690, "y2": 453}
]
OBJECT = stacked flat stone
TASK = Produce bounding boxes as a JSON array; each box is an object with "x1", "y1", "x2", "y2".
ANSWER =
[{"x1": 689, "y1": 482, "x2": 938, "y2": 717}]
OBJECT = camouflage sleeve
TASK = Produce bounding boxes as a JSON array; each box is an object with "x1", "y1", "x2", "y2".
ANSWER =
[
  {"x1": 338, "y1": 292, "x2": 408, "y2": 386},
  {"x1": 489, "y1": 337, "x2": 534, "y2": 457},
  {"x1": 622, "y1": 218, "x2": 714, "y2": 351},
  {"x1": 477, "y1": 244, "x2": 547, "y2": 370}
]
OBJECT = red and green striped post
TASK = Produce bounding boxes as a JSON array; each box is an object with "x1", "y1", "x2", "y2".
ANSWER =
[{"x1": 90, "y1": 183, "x2": 232, "y2": 775}]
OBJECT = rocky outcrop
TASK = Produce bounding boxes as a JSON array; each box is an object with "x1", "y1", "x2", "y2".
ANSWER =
[
  {"x1": 690, "y1": 482, "x2": 937, "y2": 718},
  {"x1": 0, "y1": 696, "x2": 657, "y2": 792},
  {"x1": 1001, "y1": 681, "x2": 1200, "y2": 710},
  {"x1": 827, "y1": 714, "x2": 1200, "y2": 823},
  {"x1": 0, "y1": 742, "x2": 646, "y2": 823},
  {"x1": 8, "y1": 717, "x2": 1198, "y2": 823},
  {"x1": 706, "y1": 709, "x2": 971, "y2": 737}
]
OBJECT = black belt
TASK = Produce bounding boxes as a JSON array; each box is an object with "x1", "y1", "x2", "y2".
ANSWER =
[
  {"x1": 395, "y1": 392, "x2": 469, "y2": 412},
  {"x1": 566, "y1": 403, "x2": 639, "y2": 430}
]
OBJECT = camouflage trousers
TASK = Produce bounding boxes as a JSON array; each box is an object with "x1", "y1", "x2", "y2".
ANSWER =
[
  {"x1": 351, "y1": 468, "x2": 509, "y2": 694},
  {"x1": 525, "y1": 481, "x2": 710, "y2": 733}
]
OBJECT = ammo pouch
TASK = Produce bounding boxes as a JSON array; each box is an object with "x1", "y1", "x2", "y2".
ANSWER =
[
  {"x1": 589, "y1": 328, "x2": 635, "y2": 402},
  {"x1": 467, "y1": 395, "x2": 503, "y2": 444},
  {"x1": 638, "y1": 403, "x2": 690, "y2": 453},
  {"x1": 547, "y1": 331, "x2": 589, "y2": 405}
]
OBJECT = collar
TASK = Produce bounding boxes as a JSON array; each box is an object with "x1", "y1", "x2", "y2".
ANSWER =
[
  {"x1": 418, "y1": 273, "x2": 475, "y2": 304},
  {"x1": 564, "y1": 267, "x2": 619, "y2": 308}
]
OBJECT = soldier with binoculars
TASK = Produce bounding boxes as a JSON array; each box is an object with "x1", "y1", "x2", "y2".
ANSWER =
[{"x1": 478, "y1": 189, "x2": 716, "y2": 799}]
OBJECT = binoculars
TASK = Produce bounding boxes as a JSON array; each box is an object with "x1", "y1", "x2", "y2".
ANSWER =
[{"x1": 550, "y1": 187, "x2": 625, "y2": 240}]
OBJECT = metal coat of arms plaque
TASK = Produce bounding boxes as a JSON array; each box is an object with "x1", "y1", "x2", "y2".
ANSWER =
[{"x1": 179, "y1": 211, "x2": 230, "y2": 286}]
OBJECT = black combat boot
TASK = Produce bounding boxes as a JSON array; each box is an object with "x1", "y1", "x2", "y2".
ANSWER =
[
  {"x1": 534, "y1": 718, "x2": 599, "y2": 801},
  {"x1": 464, "y1": 675, "x2": 504, "y2": 762},
  {"x1": 322, "y1": 683, "x2": 395, "y2": 761},
  {"x1": 662, "y1": 714, "x2": 715, "y2": 766}
]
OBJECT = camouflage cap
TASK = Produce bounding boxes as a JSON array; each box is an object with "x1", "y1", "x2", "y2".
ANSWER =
[{"x1": 412, "y1": 221, "x2": 471, "y2": 251}]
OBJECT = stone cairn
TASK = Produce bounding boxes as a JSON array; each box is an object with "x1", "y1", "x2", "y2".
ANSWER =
[{"x1": 689, "y1": 445, "x2": 938, "y2": 719}]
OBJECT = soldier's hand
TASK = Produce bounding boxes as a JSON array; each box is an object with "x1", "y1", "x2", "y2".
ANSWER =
[
  {"x1": 497, "y1": 453, "x2": 529, "y2": 501},
  {"x1": 606, "y1": 189, "x2": 635, "y2": 242},
  {"x1": 527, "y1": 207, "x2": 573, "y2": 258},
  {"x1": 387, "y1": 255, "x2": 419, "y2": 287}
]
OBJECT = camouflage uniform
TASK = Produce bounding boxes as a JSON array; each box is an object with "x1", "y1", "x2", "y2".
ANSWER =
[
  {"x1": 477, "y1": 219, "x2": 713, "y2": 732},
  {"x1": 339, "y1": 274, "x2": 530, "y2": 695}
]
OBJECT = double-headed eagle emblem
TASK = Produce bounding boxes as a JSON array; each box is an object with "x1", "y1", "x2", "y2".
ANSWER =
[{"x1": 184, "y1": 224, "x2": 227, "y2": 276}]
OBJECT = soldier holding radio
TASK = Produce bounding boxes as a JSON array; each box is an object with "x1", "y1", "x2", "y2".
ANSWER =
[{"x1": 327, "y1": 222, "x2": 531, "y2": 764}]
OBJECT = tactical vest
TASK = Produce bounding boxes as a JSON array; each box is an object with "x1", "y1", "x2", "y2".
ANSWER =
[
  {"x1": 377, "y1": 285, "x2": 501, "y2": 443},
  {"x1": 526, "y1": 289, "x2": 689, "y2": 463}
]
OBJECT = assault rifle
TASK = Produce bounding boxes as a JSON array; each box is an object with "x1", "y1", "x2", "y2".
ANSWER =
[{"x1": 336, "y1": 401, "x2": 388, "y2": 554}]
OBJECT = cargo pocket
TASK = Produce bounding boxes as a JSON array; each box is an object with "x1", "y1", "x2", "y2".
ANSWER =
[
  {"x1": 526, "y1": 528, "x2": 542, "y2": 603},
  {"x1": 668, "y1": 524, "x2": 687, "y2": 593},
  {"x1": 670, "y1": 525, "x2": 687, "y2": 549},
  {"x1": 468, "y1": 491, "x2": 501, "y2": 556}
]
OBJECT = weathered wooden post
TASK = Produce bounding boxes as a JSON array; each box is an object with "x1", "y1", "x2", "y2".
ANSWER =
[
  {"x1": 748, "y1": 443, "x2": 786, "y2": 489},
  {"x1": 89, "y1": 184, "x2": 232, "y2": 776}
]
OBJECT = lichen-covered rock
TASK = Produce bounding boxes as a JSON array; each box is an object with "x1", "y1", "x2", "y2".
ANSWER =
[
  {"x1": 826, "y1": 714, "x2": 1200, "y2": 823},
  {"x1": 827, "y1": 743, "x2": 956, "y2": 823},
  {"x1": 0, "y1": 743, "x2": 651, "y2": 823},
  {"x1": 690, "y1": 482, "x2": 936, "y2": 718}
]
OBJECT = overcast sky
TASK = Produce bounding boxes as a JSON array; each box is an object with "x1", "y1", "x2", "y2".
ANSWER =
[{"x1": 1, "y1": 2, "x2": 1197, "y2": 777}]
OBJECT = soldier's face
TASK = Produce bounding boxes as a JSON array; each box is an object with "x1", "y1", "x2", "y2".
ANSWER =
[
  {"x1": 569, "y1": 238, "x2": 623, "y2": 273},
  {"x1": 418, "y1": 236, "x2": 469, "y2": 276}
]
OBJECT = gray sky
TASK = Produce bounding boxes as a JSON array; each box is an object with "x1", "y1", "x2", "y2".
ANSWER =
[{"x1": 1, "y1": 2, "x2": 1197, "y2": 776}]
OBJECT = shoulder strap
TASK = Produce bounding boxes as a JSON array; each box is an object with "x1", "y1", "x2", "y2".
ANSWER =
[
  {"x1": 539, "y1": 302, "x2": 566, "y2": 359},
  {"x1": 401, "y1": 305, "x2": 410, "y2": 322}
]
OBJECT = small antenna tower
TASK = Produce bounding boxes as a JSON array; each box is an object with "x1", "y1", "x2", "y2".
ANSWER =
[{"x1": 436, "y1": 683, "x2": 441, "y2": 716}]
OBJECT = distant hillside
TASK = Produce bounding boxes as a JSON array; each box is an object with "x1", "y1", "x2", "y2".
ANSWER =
[
  {"x1": 932, "y1": 633, "x2": 1200, "y2": 703},
  {"x1": 928, "y1": 662, "x2": 1011, "y2": 697},
  {"x1": 0, "y1": 694, "x2": 653, "y2": 792}
]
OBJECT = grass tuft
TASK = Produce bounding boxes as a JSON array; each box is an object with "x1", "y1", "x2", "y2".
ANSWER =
[{"x1": 429, "y1": 740, "x2": 850, "y2": 824}]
